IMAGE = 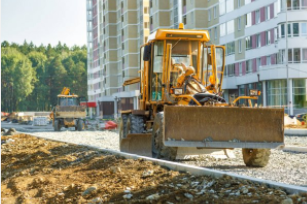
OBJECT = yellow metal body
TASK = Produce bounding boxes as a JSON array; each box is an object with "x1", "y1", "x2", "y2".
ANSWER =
[
  {"x1": 120, "y1": 24, "x2": 284, "y2": 156},
  {"x1": 53, "y1": 87, "x2": 86, "y2": 129}
]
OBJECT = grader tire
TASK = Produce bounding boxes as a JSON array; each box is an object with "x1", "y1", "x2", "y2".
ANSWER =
[
  {"x1": 77, "y1": 120, "x2": 83, "y2": 131},
  {"x1": 128, "y1": 115, "x2": 144, "y2": 134},
  {"x1": 119, "y1": 114, "x2": 129, "y2": 151},
  {"x1": 54, "y1": 120, "x2": 60, "y2": 131},
  {"x1": 242, "y1": 148, "x2": 271, "y2": 167},
  {"x1": 152, "y1": 112, "x2": 177, "y2": 160}
]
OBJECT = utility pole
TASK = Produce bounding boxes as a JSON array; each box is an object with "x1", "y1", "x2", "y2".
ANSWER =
[{"x1": 285, "y1": 0, "x2": 290, "y2": 115}]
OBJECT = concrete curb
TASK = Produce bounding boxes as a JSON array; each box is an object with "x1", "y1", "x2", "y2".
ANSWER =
[
  {"x1": 285, "y1": 128, "x2": 307, "y2": 136},
  {"x1": 283, "y1": 146, "x2": 307, "y2": 153},
  {"x1": 20, "y1": 131, "x2": 307, "y2": 195}
]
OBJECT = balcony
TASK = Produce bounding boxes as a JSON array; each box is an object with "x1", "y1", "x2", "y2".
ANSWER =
[
  {"x1": 259, "y1": 63, "x2": 307, "y2": 80},
  {"x1": 87, "y1": 4, "x2": 92, "y2": 10},
  {"x1": 87, "y1": 14, "x2": 93, "y2": 21}
]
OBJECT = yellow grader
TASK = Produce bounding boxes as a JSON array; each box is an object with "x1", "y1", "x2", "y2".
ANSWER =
[
  {"x1": 120, "y1": 24, "x2": 284, "y2": 167},
  {"x1": 51, "y1": 87, "x2": 86, "y2": 131}
]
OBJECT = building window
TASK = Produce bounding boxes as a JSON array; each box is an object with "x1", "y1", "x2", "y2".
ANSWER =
[
  {"x1": 226, "y1": 41, "x2": 235, "y2": 55},
  {"x1": 281, "y1": 24, "x2": 285, "y2": 38},
  {"x1": 255, "y1": 10, "x2": 260, "y2": 24},
  {"x1": 287, "y1": 23, "x2": 291, "y2": 37},
  {"x1": 226, "y1": 0, "x2": 234, "y2": 13},
  {"x1": 214, "y1": 27, "x2": 218, "y2": 39},
  {"x1": 278, "y1": 49, "x2": 285, "y2": 64},
  {"x1": 238, "y1": 0, "x2": 241, "y2": 7},
  {"x1": 219, "y1": 0, "x2": 234, "y2": 15},
  {"x1": 238, "y1": 39, "x2": 242, "y2": 53},
  {"x1": 144, "y1": 7, "x2": 148, "y2": 14},
  {"x1": 246, "y1": 13, "x2": 252, "y2": 28},
  {"x1": 209, "y1": 29, "x2": 212, "y2": 38},
  {"x1": 265, "y1": 31, "x2": 271, "y2": 45},
  {"x1": 293, "y1": 23, "x2": 299, "y2": 37},
  {"x1": 208, "y1": 9, "x2": 211, "y2": 21},
  {"x1": 267, "y1": 56, "x2": 271, "y2": 65},
  {"x1": 214, "y1": 6, "x2": 217, "y2": 18},
  {"x1": 293, "y1": 79, "x2": 307, "y2": 109},
  {"x1": 239, "y1": 62, "x2": 242, "y2": 75},
  {"x1": 302, "y1": 48, "x2": 307, "y2": 63},
  {"x1": 265, "y1": 6, "x2": 270, "y2": 20},
  {"x1": 256, "y1": 58, "x2": 261, "y2": 71},
  {"x1": 302, "y1": 23, "x2": 307, "y2": 36},
  {"x1": 256, "y1": 34, "x2": 261, "y2": 47},
  {"x1": 288, "y1": 49, "x2": 293, "y2": 63},
  {"x1": 219, "y1": 0, "x2": 225, "y2": 15},
  {"x1": 228, "y1": 64, "x2": 235, "y2": 76},
  {"x1": 274, "y1": 1, "x2": 278, "y2": 17},
  {"x1": 238, "y1": 17, "x2": 241, "y2": 30},
  {"x1": 144, "y1": 22, "x2": 149, "y2": 28},
  {"x1": 294, "y1": 48, "x2": 301, "y2": 63},
  {"x1": 246, "y1": 60, "x2": 252, "y2": 74},
  {"x1": 183, "y1": 16, "x2": 187, "y2": 24},
  {"x1": 227, "y1": 20, "x2": 234, "y2": 34},
  {"x1": 246, "y1": 36, "x2": 252, "y2": 50},
  {"x1": 266, "y1": 80, "x2": 288, "y2": 108},
  {"x1": 220, "y1": 23, "x2": 226, "y2": 36}
]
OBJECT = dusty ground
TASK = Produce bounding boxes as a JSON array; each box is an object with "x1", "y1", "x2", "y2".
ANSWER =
[{"x1": 1, "y1": 134, "x2": 307, "y2": 204}]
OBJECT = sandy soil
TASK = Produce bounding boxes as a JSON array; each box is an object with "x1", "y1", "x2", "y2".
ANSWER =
[{"x1": 1, "y1": 134, "x2": 307, "y2": 204}]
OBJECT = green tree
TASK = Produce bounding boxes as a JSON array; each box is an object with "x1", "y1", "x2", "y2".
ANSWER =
[
  {"x1": 1, "y1": 47, "x2": 35, "y2": 111},
  {"x1": 26, "y1": 51, "x2": 48, "y2": 110},
  {"x1": 47, "y1": 56, "x2": 68, "y2": 106}
]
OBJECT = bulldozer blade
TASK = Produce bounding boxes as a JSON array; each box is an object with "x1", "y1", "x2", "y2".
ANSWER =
[
  {"x1": 120, "y1": 134, "x2": 152, "y2": 157},
  {"x1": 164, "y1": 106, "x2": 284, "y2": 149}
]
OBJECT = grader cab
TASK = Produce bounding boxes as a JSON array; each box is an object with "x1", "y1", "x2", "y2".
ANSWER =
[
  {"x1": 51, "y1": 87, "x2": 86, "y2": 131},
  {"x1": 119, "y1": 24, "x2": 284, "y2": 167}
]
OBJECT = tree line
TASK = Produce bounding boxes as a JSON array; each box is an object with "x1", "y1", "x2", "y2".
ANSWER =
[{"x1": 1, "y1": 41, "x2": 87, "y2": 112}]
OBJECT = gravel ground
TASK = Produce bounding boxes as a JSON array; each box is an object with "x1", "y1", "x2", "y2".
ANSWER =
[
  {"x1": 2, "y1": 122, "x2": 307, "y2": 187},
  {"x1": 3, "y1": 134, "x2": 306, "y2": 203}
]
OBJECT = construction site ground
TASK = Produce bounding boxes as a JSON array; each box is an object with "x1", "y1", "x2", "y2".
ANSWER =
[{"x1": 2, "y1": 133, "x2": 307, "y2": 204}]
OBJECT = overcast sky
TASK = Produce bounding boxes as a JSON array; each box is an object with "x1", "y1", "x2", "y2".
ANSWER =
[{"x1": 1, "y1": 0, "x2": 87, "y2": 47}]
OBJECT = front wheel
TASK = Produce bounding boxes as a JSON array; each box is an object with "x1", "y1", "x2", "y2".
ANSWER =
[
  {"x1": 242, "y1": 148, "x2": 271, "y2": 167},
  {"x1": 77, "y1": 120, "x2": 83, "y2": 131},
  {"x1": 54, "y1": 119, "x2": 60, "y2": 131},
  {"x1": 152, "y1": 112, "x2": 177, "y2": 160}
]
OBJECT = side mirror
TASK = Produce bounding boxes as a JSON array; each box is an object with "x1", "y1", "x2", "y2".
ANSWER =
[
  {"x1": 143, "y1": 44, "x2": 151, "y2": 61},
  {"x1": 207, "y1": 53, "x2": 212, "y2": 65}
]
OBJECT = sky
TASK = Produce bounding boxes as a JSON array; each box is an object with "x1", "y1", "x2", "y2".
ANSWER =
[{"x1": 1, "y1": 0, "x2": 87, "y2": 47}]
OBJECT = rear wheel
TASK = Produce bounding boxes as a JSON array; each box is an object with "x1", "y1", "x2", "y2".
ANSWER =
[
  {"x1": 54, "y1": 120, "x2": 60, "y2": 131},
  {"x1": 119, "y1": 114, "x2": 129, "y2": 151},
  {"x1": 242, "y1": 148, "x2": 271, "y2": 167},
  {"x1": 128, "y1": 115, "x2": 144, "y2": 134},
  {"x1": 77, "y1": 120, "x2": 83, "y2": 131},
  {"x1": 152, "y1": 112, "x2": 177, "y2": 160}
]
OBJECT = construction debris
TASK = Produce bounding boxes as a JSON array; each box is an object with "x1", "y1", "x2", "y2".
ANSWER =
[{"x1": 1, "y1": 134, "x2": 307, "y2": 203}]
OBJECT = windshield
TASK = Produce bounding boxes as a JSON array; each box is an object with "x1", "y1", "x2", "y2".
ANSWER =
[
  {"x1": 58, "y1": 97, "x2": 78, "y2": 106},
  {"x1": 150, "y1": 40, "x2": 200, "y2": 101},
  {"x1": 167, "y1": 40, "x2": 199, "y2": 71},
  {"x1": 203, "y1": 46, "x2": 224, "y2": 87}
]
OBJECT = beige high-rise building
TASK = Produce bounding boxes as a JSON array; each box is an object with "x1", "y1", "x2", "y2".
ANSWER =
[
  {"x1": 87, "y1": 0, "x2": 307, "y2": 117},
  {"x1": 86, "y1": 0, "x2": 149, "y2": 118}
]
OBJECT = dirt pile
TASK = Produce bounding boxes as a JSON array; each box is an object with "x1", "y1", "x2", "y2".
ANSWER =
[{"x1": 1, "y1": 134, "x2": 306, "y2": 204}]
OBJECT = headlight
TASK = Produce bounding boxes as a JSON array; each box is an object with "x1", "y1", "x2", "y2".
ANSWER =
[
  {"x1": 174, "y1": 88, "x2": 183, "y2": 95},
  {"x1": 249, "y1": 89, "x2": 261, "y2": 96}
]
